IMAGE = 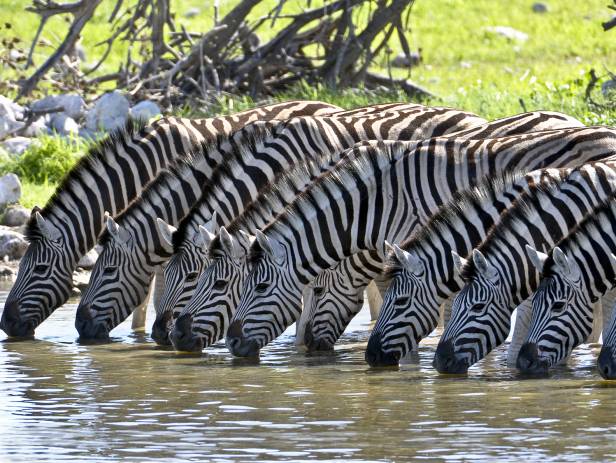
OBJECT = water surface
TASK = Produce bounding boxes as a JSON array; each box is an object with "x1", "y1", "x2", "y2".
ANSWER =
[{"x1": 1, "y1": 284, "x2": 615, "y2": 462}]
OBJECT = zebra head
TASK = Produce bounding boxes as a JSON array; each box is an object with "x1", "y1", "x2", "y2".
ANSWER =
[
  {"x1": 76, "y1": 215, "x2": 169, "y2": 339},
  {"x1": 151, "y1": 215, "x2": 217, "y2": 346},
  {"x1": 170, "y1": 227, "x2": 253, "y2": 352},
  {"x1": 2, "y1": 208, "x2": 72, "y2": 337},
  {"x1": 366, "y1": 244, "x2": 437, "y2": 366},
  {"x1": 226, "y1": 231, "x2": 302, "y2": 357},
  {"x1": 303, "y1": 265, "x2": 365, "y2": 352},
  {"x1": 434, "y1": 249, "x2": 511, "y2": 374},
  {"x1": 517, "y1": 246, "x2": 592, "y2": 374}
]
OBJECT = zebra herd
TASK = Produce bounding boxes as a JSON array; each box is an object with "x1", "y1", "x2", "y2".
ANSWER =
[{"x1": 3, "y1": 99, "x2": 616, "y2": 379}]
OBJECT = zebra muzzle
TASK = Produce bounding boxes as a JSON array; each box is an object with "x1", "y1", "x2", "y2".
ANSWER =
[
  {"x1": 598, "y1": 346, "x2": 616, "y2": 380},
  {"x1": 516, "y1": 343, "x2": 549, "y2": 375},
  {"x1": 0, "y1": 300, "x2": 34, "y2": 338},
  {"x1": 151, "y1": 311, "x2": 173, "y2": 346},
  {"x1": 170, "y1": 314, "x2": 203, "y2": 353}
]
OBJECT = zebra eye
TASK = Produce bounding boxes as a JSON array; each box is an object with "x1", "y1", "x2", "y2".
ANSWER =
[
  {"x1": 469, "y1": 303, "x2": 485, "y2": 314},
  {"x1": 33, "y1": 264, "x2": 48, "y2": 274},
  {"x1": 213, "y1": 279, "x2": 227, "y2": 290},
  {"x1": 185, "y1": 272, "x2": 199, "y2": 282},
  {"x1": 395, "y1": 296, "x2": 411, "y2": 307},
  {"x1": 551, "y1": 301, "x2": 567, "y2": 314},
  {"x1": 255, "y1": 283, "x2": 269, "y2": 294},
  {"x1": 103, "y1": 266, "x2": 117, "y2": 275},
  {"x1": 313, "y1": 287, "x2": 324, "y2": 297}
]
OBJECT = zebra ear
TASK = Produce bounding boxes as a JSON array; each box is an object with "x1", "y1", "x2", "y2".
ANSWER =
[
  {"x1": 204, "y1": 211, "x2": 219, "y2": 234},
  {"x1": 255, "y1": 230, "x2": 285, "y2": 265},
  {"x1": 197, "y1": 224, "x2": 216, "y2": 250},
  {"x1": 219, "y1": 226, "x2": 244, "y2": 260},
  {"x1": 472, "y1": 249, "x2": 498, "y2": 282},
  {"x1": 525, "y1": 244, "x2": 549, "y2": 273},
  {"x1": 451, "y1": 251, "x2": 468, "y2": 275},
  {"x1": 389, "y1": 242, "x2": 423, "y2": 276},
  {"x1": 553, "y1": 247, "x2": 581, "y2": 281},
  {"x1": 33, "y1": 210, "x2": 62, "y2": 242},
  {"x1": 106, "y1": 215, "x2": 131, "y2": 245},
  {"x1": 156, "y1": 218, "x2": 177, "y2": 248}
]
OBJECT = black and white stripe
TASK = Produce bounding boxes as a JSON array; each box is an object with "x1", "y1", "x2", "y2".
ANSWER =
[
  {"x1": 434, "y1": 160, "x2": 616, "y2": 374},
  {"x1": 518, "y1": 196, "x2": 616, "y2": 374},
  {"x1": 77, "y1": 107, "x2": 487, "y2": 339},
  {"x1": 226, "y1": 127, "x2": 616, "y2": 357},
  {"x1": 1, "y1": 100, "x2": 336, "y2": 337},
  {"x1": 298, "y1": 111, "x2": 586, "y2": 352}
]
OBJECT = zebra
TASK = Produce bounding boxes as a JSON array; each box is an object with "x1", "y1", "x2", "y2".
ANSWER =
[
  {"x1": 518, "y1": 196, "x2": 616, "y2": 374},
  {"x1": 225, "y1": 127, "x2": 616, "y2": 358},
  {"x1": 0, "y1": 100, "x2": 338, "y2": 338},
  {"x1": 298, "y1": 111, "x2": 587, "y2": 352},
  {"x1": 367, "y1": 165, "x2": 597, "y2": 367},
  {"x1": 434, "y1": 159, "x2": 616, "y2": 374},
  {"x1": 77, "y1": 107, "x2": 487, "y2": 339}
]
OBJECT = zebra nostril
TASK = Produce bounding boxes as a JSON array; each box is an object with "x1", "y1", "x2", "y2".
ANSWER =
[
  {"x1": 227, "y1": 319, "x2": 244, "y2": 339},
  {"x1": 76, "y1": 303, "x2": 94, "y2": 321}
]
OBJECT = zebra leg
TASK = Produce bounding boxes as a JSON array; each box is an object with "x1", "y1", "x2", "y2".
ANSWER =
[
  {"x1": 366, "y1": 280, "x2": 383, "y2": 321},
  {"x1": 586, "y1": 299, "x2": 603, "y2": 343},
  {"x1": 132, "y1": 266, "x2": 163, "y2": 331},
  {"x1": 442, "y1": 297, "x2": 454, "y2": 328},
  {"x1": 507, "y1": 298, "x2": 533, "y2": 367},
  {"x1": 295, "y1": 286, "x2": 314, "y2": 348}
]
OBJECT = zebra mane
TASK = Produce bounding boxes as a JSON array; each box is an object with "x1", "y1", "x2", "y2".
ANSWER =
[
  {"x1": 100, "y1": 119, "x2": 278, "y2": 245},
  {"x1": 248, "y1": 140, "x2": 409, "y2": 261},
  {"x1": 25, "y1": 118, "x2": 149, "y2": 242},
  {"x1": 541, "y1": 196, "x2": 616, "y2": 277},
  {"x1": 457, "y1": 175, "x2": 573, "y2": 281},
  {"x1": 208, "y1": 148, "x2": 342, "y2": 256},
  {"x1": 383, "y1": 169, "x2": 535, "y2": 277}
]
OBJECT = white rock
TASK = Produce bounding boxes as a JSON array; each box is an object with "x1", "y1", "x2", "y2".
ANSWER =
[
  {"x1": 31, "y1": 94, "x2": 85, "y2": 120},
  {"x1": 0, "y1": 95, "x2": 24, "y2": 121},
  {"x1": 532, "y1": 2, "x2": 548, "y2": 13},
  {"x1": 602, "y1": 79, "x2": 616, "y2": 97},
  {"x1": 130, "y1": 100, "x2": 162, "y2": 122},
  {"x1": 184, "y1": 7, "x2": 200, "y2": 18},
  {"x1": 2, "y1": 205, "x2": 30, "y2": 227},
  {"x1": 1, "y1": 137, "x2": 33, "y2": 156},
  {"x1": 85, "y1": 91, "x2": 130, "y2": 133},
  {"x1": 391, "y1": 52, "x2": 422, "y2": 68},
  {"x1": 77, "y1": 248, "x2": 98, "y2": 270},
  {"x1": 0, "y1": 117, "x2": 24, "y2": 139},
  {"x1": 486, "y1": 26, "x2": 528, "y2": 42},
  {"x1": 73, "y1": 269, "x2": 91, "y2": 291},
  {"x1": 0, "y1": 228, "x2": 28, "y2": 260},
  {"x1": 0, "y1": 174, "x2": 21, "y2": 207},
  {"x1": 22, "y1": 116, "x2": 49, "y2": 137},
  {"x1": 49, "y1": 113, "x2": 80, "y2": 136}
]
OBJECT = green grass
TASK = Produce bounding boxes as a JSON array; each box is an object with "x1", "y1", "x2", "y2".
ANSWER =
[{"x1": 1, "y1": 0, "x2": 615, "y2": 207}]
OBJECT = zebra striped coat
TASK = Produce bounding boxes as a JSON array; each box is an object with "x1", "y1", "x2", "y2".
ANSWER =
[
  {"x1": 155, "y1": 107, "x2": 489, "y2": 348},
  {"x1": 518, "y1": 194, "x2": 616, "y2": 374},
  {"x1": 434, "y1": 159, "x2": 616, "y2": 374},
  {"x1": 297, "y1": 111, "x2": 586, "y2": 352},
  {"x1": 77, "y1": 108, "x2": 486, "y2": 339},
  {"x1": 367, "y1": 163, "x2": 616, "y2": 367},
  {"x1": 1, "y1": 100, "x2": 338, "y2": 338},
  {"x1": 225, "y1": 127, "x2": 616, "y2": 358}
]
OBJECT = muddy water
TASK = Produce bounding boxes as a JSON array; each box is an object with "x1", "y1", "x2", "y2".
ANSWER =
[{"x1": 1, "y1": 285, "x2": 616, "y2": 462}]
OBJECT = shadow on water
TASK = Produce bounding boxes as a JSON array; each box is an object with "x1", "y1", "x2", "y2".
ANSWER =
[{"x1": 1, "y1": 283, "x2": 616, "y2": 462}]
